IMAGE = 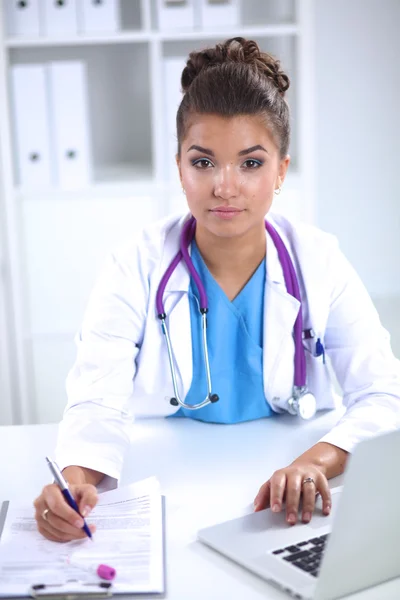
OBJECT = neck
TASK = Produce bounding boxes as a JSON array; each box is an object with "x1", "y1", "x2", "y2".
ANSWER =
[{"x1": 194, "y1": 221, "x2": 266, "y2": 279}]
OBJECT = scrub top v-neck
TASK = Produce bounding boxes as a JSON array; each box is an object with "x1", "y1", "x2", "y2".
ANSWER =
[{"x1": 171, "y1": 240, "x2": 272, "y2": 423}]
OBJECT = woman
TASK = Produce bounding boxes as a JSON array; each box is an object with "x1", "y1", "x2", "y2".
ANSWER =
[{"x1": 34, "y1": 38, "x2": 400, "y2": 542}]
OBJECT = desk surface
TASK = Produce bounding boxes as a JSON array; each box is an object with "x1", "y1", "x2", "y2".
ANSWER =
[{"x1": 1, "y1": 410, "x2": 399, "y2": 600}]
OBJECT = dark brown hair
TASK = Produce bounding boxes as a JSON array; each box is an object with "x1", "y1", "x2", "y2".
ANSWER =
[{"x1": 176, "y1": 37, "x2": 291, "y2": 159}]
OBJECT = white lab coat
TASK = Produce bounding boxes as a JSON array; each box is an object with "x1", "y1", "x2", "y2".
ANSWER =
[{"x1": 56, "y1": 212, "x2": 400, "y2": 484}]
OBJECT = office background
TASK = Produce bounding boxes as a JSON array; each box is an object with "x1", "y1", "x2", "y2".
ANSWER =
[{"x1": 0, "y1": 0, "x2": 399, "y2": 426}]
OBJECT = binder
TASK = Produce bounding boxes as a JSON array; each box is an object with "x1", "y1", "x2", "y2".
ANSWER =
[
  {"x1": 156, "y1": 0, "x2": 195, "y2": 31},
  {"x1": 47, "y1": 61, "x2": 92, "y2": 189},
  {"x1": 0, "y1": 497, "x2": 167, "y2": 598},
  {"x1": 77, "y1": 0, "x2": 120, "y2": 34},
  {"x1": 10, "y1": 64, "x2": 53, "y2": 188},
  {"x1": 199, "y1": 0, "x2": 239, "y2": 29},
  {"x1": 163, "y1": 56, "x2": 186, "y2": 183},
  {"x1": 4, "y1": 0, "x2": 41, "y2": 37},
  {"x1": 41, "y1": 0, "x2": 78, "y2": 37}
]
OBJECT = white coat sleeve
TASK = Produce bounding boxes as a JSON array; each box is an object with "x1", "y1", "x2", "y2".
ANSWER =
[
  {"x1": 55, "y1": 246, "x2": 148, "y2": 490},
  {"x1": 319, "y1": 240, "x2": 400, "y2": 453}
]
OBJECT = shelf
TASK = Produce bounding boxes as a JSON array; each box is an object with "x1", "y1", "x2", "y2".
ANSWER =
[
  {"x1": 5, "y1": 30, "x2": 151, "y2": 48},
  {"x1": 158, "y1": 24, "x2": 299, "y2": 41},
  {"x1": 14, "y1": 164, "x2": 158, "y2": 201},
  {"x1": 4, "y1": 24, "x2": 299, "y2": 49}
]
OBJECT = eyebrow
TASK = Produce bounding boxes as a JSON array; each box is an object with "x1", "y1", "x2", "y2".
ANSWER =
[
  {"x1": 187, "y1": 144, "x2": 268, "y2": 156},
  {"x1": 187, "y1": 144, "x2": 215, "y2": 156},
  {"x1": 238, "y1": 145, "x2": 268, "y2": 156}
]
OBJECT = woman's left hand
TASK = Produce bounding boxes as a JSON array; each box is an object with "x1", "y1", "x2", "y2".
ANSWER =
[{"x1": 253, "y1": 462, "x2": 332, "y2": 525}]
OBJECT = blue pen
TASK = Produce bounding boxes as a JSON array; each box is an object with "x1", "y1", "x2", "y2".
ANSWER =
[{"x1": 45, "y1": 456, "x2": 93, "y2": 541}]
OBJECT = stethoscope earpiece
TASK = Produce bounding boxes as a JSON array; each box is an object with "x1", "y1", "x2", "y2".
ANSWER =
[{"x1": 170, "y1": 393, "x2": 219, "y2": 407}]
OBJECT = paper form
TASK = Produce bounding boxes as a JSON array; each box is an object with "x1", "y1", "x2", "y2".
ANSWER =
[{"x1": 0, "y1": 477, "x2": 164, "y2": 597}]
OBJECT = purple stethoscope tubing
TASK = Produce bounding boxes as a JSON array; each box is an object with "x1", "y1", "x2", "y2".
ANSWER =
[
  {"x1": 156, "y1": 218, "x2": 203, "y2": 315},
  {"x1": 156, "y1": 215, "x2": 312, "y2": 414}
]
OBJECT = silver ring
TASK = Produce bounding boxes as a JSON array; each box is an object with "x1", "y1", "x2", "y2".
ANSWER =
[
  {"x1": 302, "y1": 477, "x2": 315, "y2": 486},
  {"x1": 42, "y1": 508, "x2": 50, "y2": 521}
]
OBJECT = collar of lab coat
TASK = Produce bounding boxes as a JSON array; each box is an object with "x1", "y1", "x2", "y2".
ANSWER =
[{"x1": 160, "y1": 213, "x2": 298, "y2": 296}]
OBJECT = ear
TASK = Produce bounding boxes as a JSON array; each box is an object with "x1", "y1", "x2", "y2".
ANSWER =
[
  {"x1": 276, "y1": 154, "x2": 290, "y2": 188},
  {"x1": 176, "y1": 154, "x2": 183, "y2": 185}
]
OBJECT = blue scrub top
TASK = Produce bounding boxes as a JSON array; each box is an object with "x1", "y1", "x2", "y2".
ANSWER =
[{"x1": 171, "y1": 241, "x2": 272, "y2": 423}]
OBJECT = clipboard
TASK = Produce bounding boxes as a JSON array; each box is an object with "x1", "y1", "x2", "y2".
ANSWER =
[{"x1": 0, "y1": 498, "x2": 167, "y2": 599}]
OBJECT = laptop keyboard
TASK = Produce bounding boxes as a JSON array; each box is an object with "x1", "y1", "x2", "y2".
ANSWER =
[{"x1": 271, "y1": 533, "x2": 330, "y2": 578}]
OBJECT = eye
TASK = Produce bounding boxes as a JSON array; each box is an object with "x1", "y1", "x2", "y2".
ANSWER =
[
  {"x1": 242, "y1": 159, "x2": 263, "y2": 169},
  {"x1": 192, "y1": 158, "x2": 214, "y2": 169}
]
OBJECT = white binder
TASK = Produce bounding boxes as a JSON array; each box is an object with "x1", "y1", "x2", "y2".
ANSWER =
[
  {"x1": 47, "y1": 61, "x2": 92, "y2": 189},
  {"x1": 41, "y1": 0, "x2": 78, "y2": 37},
  {"x1": 4, "y1": 0, "x2": 41, "y2": 37},
  {"x1": 199, "y1": 0, "x2": 239, "y2": 29},
  {"x1": 10, "y1": 64, "x2": 52, "y2": 188},
  {"x1": 0, "y1": 480, "x2": 166, "y2": 597},
  {"x1": 156, "y1": 0, "x2": 194, "y2": 31},
  {"x1": 163, "y1": 56, "x2": 186, "y2": 183},
  {"x1": 77, "y1": 0, "x2": 120, "y2": 33}
]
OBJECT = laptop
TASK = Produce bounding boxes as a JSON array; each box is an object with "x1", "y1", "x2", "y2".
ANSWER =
[{"x1": 198, "y1": 429, "x2": 400, "y2": 600}]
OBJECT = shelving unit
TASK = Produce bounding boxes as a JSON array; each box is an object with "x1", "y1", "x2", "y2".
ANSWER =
[
  {"x1": 5, "y1": 24, "x2": 300, "y2": 48},
  {"x1": 0, "y1": 0, "x2": 315, "y2": 424}
]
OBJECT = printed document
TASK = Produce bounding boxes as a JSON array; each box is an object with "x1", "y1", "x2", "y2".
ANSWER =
[{"x1": 0, "y1": 477, "x2": 165, "y2": 597}]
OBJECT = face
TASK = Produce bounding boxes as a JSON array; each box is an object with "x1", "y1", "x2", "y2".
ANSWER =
[{"x1": 177, "y1": 113, "x2": 290, "y2": 240}]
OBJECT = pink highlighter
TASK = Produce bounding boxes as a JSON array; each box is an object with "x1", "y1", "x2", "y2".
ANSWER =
[
  {"x1": 96, "y1": 564, "x2": 116, "y2": 581},
  {"x1": 66, "y1": 557, "x2": 117, "y2": 581}
]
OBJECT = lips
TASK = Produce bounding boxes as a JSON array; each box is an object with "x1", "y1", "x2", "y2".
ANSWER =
[
  {"x1": 211, "y1": 206, "x2": 243, "y2": 213},
  {"x1": 210, "y1": 206, "x2": 244, "y2": 220}
]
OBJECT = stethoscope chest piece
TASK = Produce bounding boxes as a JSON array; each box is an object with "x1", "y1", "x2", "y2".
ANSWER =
[{"x1": 287, "y1": 388, "x2": 317, "y2": 420}]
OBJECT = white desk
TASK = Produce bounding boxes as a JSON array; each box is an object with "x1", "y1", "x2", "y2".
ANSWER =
[{"x1": 1, "y1": 410, "x2": 399, "y2": 599}]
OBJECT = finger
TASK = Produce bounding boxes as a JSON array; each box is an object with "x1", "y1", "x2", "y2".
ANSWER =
[
  {"x1": 43, "y1": 485, "x2": 87, "y2": 529},
  {"x1": 254, "y1": 481, "x2": 270, "y2": 512},
  {"x1": 37, "y1": 523, "x2": 69, "y2": 543},
  {"x1": 38, "y1": 515, "x2": 96, "y2": 543},
  {"x1": 33, "y1": 495, "x2": 42, "y2": 511},
  {"x1": 33, "y1": 494, "x2": 52, "y2": 527},
  {"x1": 38, "y1": 518, "x2": 79, "y2": 542},
  {"x1": 317, "y1": 478, "x2": 332, "y2": 516},
  {"x1": 36, "y1": 507, "x2": 96, "y2": 538},
  {"x1": 76, "y1": 486, "x2": 98, "y2": 518},
  {"x1": 33, "y1": 496, "x2": 46, "y2": 518},
  {"x1": 285, "y1": 474, "x2": 302, "y2": 525},
  {"x1": 301, "y1": 478, "x2": 318, "y2": 523},
  {"x1": 269, "y1": 472, "x2": 287, "y2": 514}
]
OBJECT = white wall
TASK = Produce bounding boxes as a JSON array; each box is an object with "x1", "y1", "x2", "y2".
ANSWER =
[
  {"x1": 314, "y1": 0, "x2": 400, "y2": 297},
  {"x1": 0, "y1": 207, "x2": 14, "y2": 424}
]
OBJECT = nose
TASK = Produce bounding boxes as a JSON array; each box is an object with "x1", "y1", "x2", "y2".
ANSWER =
[{"x1": 213, "y1": 164, "x2": 240, "y2": 200}]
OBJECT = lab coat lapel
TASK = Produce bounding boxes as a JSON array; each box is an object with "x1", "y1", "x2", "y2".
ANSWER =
[{"x1": 263, "y1": 228, "x2": 301, "y2": 410}]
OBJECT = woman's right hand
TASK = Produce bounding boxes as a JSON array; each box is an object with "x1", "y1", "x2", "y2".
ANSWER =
[{"x1": 34, "y1": 482, "x2": 98, "y2": 542}]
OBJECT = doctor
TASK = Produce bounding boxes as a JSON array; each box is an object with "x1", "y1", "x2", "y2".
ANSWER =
[{"x1": 34, "y1": 38, "x2": 400, "y2": 542}]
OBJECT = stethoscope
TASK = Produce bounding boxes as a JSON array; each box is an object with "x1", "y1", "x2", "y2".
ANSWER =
[{"x1": 155, "y1": 216, "x2": 317, "y2": 420}]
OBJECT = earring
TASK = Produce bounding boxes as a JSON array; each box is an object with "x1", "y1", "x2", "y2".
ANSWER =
[
  {"x1": 182, "y1": 187, "x2": 186, "y2": 195},
  {"x1": 274, "y1": 186, "x2": 282, "y2": 195}
]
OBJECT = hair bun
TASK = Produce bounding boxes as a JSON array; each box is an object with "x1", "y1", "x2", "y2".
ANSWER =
[{"x1": 181, "y1": 37, "x2": 290, "y2": 96}]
